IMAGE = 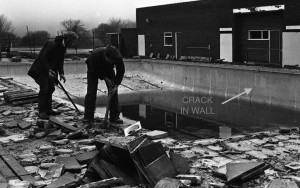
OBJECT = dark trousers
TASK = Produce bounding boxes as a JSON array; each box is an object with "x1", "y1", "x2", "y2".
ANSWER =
[
  {"x1": 84, "y1": 72, "x2": 120, "y2": 121},
  {"x1": 35, "y1": 73, "x2": 55, "y2": 114}
]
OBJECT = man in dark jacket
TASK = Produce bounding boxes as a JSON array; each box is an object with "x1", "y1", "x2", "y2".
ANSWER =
[
  {"x1": 84, "y1": 45, "x2": 125, "y2": 124},
  {"x1": 28, "y1": 32, "x2": 78, "y2": 120}
]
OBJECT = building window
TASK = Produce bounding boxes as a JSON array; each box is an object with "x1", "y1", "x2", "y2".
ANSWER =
[
  {"x1": 248, "y1": 30, "x2": 269, "y2": 40},
  {"x1": 164, "y1": 32, "x2": 173, "y2": 46}
]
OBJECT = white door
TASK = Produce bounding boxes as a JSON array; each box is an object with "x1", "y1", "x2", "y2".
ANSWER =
[
  {"x1": 283, "y1": 32, "x2": 300, "y2": 66},
  {"x1": 138, "y1": 35, "x2": 145, "y2": 56},
  {"x1": 220, "y1": 33, "x2": 233, "y2": 62}
]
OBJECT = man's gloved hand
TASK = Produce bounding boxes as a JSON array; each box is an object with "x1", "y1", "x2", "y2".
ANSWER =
[
  {"x1": 104, "y1": 77, "x2": 117, "y2": 95},
  {"x1": 49, "y1": 70, "x2": 56, "y2": 79},
  {"x1": 109, "y1": 85, "x2": 118, "y2": 95},
  {"x1": 60, "y1": 74, "x2": 66, "y2": 83}
]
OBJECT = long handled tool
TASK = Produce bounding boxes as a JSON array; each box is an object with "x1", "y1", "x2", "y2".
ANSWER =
[
  {"x1": 102, "y1": 89, "x2": 116, "y2": 128},
  {"x1": 56, "y1": 79, "x2": 81, "y2": 114}
]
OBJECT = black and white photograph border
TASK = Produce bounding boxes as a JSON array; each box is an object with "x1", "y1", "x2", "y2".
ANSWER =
[{"x1": 0, "y1": 0, "x2": 300, "y2": 187}]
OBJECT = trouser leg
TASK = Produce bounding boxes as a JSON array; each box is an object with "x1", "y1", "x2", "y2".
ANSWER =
[
  {"x1": 36, "y1": 74, "x2": 52, "y2": 114},
  {"x1": 45, "y1": 78, "x2": 55, "y2": 113},
  {"x1": 84, "y1": 72, "x2": 98, "y2": 120}
]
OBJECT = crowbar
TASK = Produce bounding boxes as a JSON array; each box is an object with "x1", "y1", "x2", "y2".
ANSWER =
[{"x1": 56, "y1": 79, "x2": 81, "y2": 114}]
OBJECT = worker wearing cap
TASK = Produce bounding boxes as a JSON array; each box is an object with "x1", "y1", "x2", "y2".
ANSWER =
[
  {"x1": 84, "y1": 45, "x2": 125, "y2": 124},
  {"x1": 28, "y1": 32, "x2": 78, "y2": 120}
]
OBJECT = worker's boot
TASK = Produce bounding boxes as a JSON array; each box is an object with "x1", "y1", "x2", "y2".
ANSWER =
[
  {"x1": 47, "y1": 109, "x2": 61, "y2": 116},
  {"x1": 109, "y1": 118, "x2": 123, "y2": 124},
  {"x1": 38, "y1": 112, "x2": 49, "y2": 120}
]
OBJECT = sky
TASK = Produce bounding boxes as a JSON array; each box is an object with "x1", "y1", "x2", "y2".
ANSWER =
[{"x1": 0, "y1": 0, "x2": 198, "y2": 37}]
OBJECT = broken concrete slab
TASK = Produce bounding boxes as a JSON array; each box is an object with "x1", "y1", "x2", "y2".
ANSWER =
[
  {"x1": 212, "y1": 156, "x2": 233, "y2": 168},
  {"x1": 285, "y1": 162, "x2": 300, "y2": 171},
  {"x1": 246, "y1": 150, "x2": 268, "y2": 160},
  {"x1": 170, "y1": 152, "x2": 189, "y2": 174},
  {"x1": 40, "y1": 163, "x2": 60, "y2": 169},
  {"x1": 275, "y1": 135, "x2": 290, "y2": 141},
  {"x1": 288, "y1": 139, "x2": 300, "y2": 144},
  {"x1": 154, "y1": 177, "x2": 181, "y2": 188},
  {"x1": 20, "y1": 158, "x2": 39, "y2": 166},
  {"x1": 18, "y1": 121, "x2": 32, "y2": 130},
  {"x1": 226, "y1": 161, "x2": 265, "y2": 182},
  {"x1": 3, "y1": 120, "x2": 18, "y2": 128},
  {"x1": 267, "y1": 179, "x2": 299, "y2": 188},
  {"x1": 77, "y1": 177, "x2": 124, "y2": 188},
  {"x1": 137, "y1": 142, "x2": 166, "y2": 166},
  {"x1": 32, "y1": 180, "x2": 47, "y2": 188},
  {"x1": 54, "y1": 149, "x2": 74, "y2": 155},
  {"x1": 45, "y1": 172, "x2": 79, "y2": 188},
  {"x1": 44, "y1": 164, "x2": 64, "y2": 179},
  {"x1": 248, "y1": 138, "x2": 267, "y2": 145},
  {"x1": 207, "y1": 145, "x2": 223, "y2": 152},
  {"x1": 0, "y1": 144, "x2": 9, "y2": 156},
  {"x1": 19, "y1": 153, "x2": 37, "y2": 160},
  {"x1": 39, "y1": 145, "x2": 54, "y2": 151},
  {"x1": 176, "y1": 174, "x2": 201, "y2": 185},
  {"x1": 193, "y1": 138, "x2": 222, "y2": 146},
  {"x1": 225, "y1": 140, "x2": 256, "y2": 152},
  {"x1": 286, "y1": 145, "x2": 300, "y2": 152},
  {"x1": 24, "y1": 166, "x2": 39, "y2": 175},
  {"x1": 0, "y1": 158, "x2": 18, "y2": 180},
  {"x1": 2, "y1": 110, "x2": 12, "y2": 116},
  {"x1": 8, "y1": 180, "x2": 31, "y2": 188},
  {"x1": 75, "y1": 150, "x2": 99, "y2": 164},
  {"x1": 2, "y1": 155, "x2": 32, "y2": 176},
  {"x1": 55, "y1": 156, "x2": 81, "y2": 173},
  {"x1": 77, "y1": 139, "x2": 94, "y2": 145},
  {"x1": 80, "y1": 145, "x2": 97, "y2": 152},
  {"x1": 190, "y1": 147, "x2": 219, "y2": 158},
  {"x1": 52, "y1": 139, "x2": 69, "y2": 145},
  {"x1": 49, "y1": 117, "x2": 77, "y2": 132},
  {"x1": 145, "y1": 154, "x2": 177, "y2": 182},
  {"x1": 144, "y1": 130, "x2": 168, "y2": 140},
  {"x1": 99, "y1": 160, "x2": 138, "y2": 186},
  {"x1": 180, "y1": 150, "x2": 197, "y2": 159}
]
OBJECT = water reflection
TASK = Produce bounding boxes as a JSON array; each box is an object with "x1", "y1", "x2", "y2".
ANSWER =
[{"x1": 121, "y1": 104, "x2": 238, "y2": 141}]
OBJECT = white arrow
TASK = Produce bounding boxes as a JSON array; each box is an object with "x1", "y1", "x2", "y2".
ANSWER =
[{"x1": 222, "y1": 88, "x2": 253, "y2": 105}]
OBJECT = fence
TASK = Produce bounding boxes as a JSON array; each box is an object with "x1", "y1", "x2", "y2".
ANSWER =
[
  {"x1": 0, "y1": 35, "x2": 115, "y2": 54},
  {"x1": 246, "y1": 48, "x2": 282, "y2": 66}
]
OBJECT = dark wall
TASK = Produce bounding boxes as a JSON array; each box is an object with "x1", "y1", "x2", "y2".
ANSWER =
[
  {"x1": 136, "y1": 0, "x2": 291, "y2": 60},
  {"x1": 234, "y1": 11, "x2": 284, "y2": 63},
  {"x1": 120, "y1": 28, "x2": 137, "y2": 58}
]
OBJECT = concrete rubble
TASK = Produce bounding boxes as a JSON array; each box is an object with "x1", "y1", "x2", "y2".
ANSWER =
[{"x1": 0, "y1": 78, "x2": 300, "y2": 188}]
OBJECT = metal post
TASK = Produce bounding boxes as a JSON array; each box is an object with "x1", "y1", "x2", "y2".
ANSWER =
[
  {"x1": 32, "y1": 33, "x2": 35, "y2": 55},
  {"x1": 26, "y1": 26, "x2": 32, "y2": 54},
  {"x1": 92, "y1": 31, "x2": 95, "y2": 50},
  {"x1": 208, "y1": 45, "x2": 211, "y2": 60}
]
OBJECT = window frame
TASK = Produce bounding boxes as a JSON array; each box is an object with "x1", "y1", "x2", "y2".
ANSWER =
[
  {"x1": 164, "y1": 32, "x2": 173, "y2": 46},
  {"x1": 248, "y1": 30, "x2": 270, "y2": 40}
]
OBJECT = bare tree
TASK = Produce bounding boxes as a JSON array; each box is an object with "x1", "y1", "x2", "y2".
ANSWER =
[
  {"x1": 93, "y1": 17, "x2": 136, "y2": 46},
  {"x1": 60, "y1": 19, "x2": 87, "y2": 37},
  {"x1": 0, "y1": 14, "x2": 14, "y2": 33},
  {"x1": 108, "y1": 17, "x2": 136, "y2": 32}
]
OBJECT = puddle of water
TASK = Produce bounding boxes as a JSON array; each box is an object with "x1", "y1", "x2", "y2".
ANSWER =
[
  {"x1": 121, "y1": 104, "x2": 239, "y2": 141},
  {"x1": 119, "y1": 89, "x2": 300, "y2": 140}
]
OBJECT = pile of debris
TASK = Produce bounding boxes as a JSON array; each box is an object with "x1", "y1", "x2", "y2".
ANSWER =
[{"x1": 3, "y1": 89, "x2": 38, "y2": 106}]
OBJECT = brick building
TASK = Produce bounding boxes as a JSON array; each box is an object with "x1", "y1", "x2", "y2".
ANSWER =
[{"x1": 136, "y1": 0, "x2": 300, "y2": 66}]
